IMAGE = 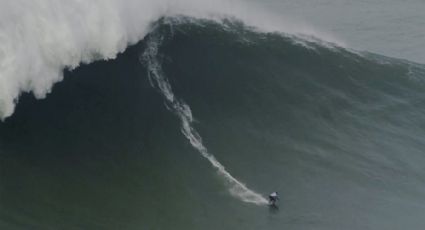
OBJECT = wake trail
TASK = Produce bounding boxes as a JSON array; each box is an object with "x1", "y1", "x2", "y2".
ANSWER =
[{"x1": 141, "y1": 32, "x2": 268, "y2": 205}]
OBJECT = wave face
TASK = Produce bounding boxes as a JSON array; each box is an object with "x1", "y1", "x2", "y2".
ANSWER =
[
  {"x1": 2, "y1": 18, "x2": 425, "y2": 229},
  {"x1": 142, "y1": 26, "x2": 267, "y2": 205}
]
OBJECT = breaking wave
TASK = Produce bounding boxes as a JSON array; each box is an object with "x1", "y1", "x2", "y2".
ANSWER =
[
  {"x1": 1, "y1": 15, "x2": 425, "y2": 229},
  {"x1": 0, "y1": 0, "x2": 342, "y2": 120}
]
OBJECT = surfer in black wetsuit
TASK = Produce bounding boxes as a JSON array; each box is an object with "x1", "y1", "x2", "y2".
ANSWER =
[{"x1": 269, "y1": 192, "x2": 279, "y2": 205}]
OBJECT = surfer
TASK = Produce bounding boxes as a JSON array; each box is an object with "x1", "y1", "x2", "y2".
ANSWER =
[{"x1": 268, "y1": 192, "x2": 279, "y2": 205}]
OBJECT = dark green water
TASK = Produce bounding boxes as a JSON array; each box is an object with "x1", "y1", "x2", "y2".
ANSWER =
[{"x1": 1, "y1": 18, "x2": 425, "y2": 229}]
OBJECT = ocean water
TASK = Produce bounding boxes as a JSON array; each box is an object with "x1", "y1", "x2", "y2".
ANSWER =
[
  {"x1": 1, "y1": 1, "x2": 425, "y2": 230},
  {"x1": 246, "y1": 0, "x2": 425, "y2": 64}
]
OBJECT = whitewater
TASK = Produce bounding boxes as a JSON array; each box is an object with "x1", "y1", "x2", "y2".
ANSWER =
[
  {"x1": 142, "y1": 29, "x2": 268, "y2": 205},
  {"x1": 0, "y1": 0, "x2": 342, "y2": 120}
]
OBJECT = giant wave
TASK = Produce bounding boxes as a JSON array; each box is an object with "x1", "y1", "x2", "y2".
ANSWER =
[{"x1": 1, "y1": 5, "x2": 425, "y2": 230}]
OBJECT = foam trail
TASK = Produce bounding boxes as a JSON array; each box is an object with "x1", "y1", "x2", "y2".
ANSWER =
[{"x1": 141, "y1": 32, "x2": 268, "y2": 205}]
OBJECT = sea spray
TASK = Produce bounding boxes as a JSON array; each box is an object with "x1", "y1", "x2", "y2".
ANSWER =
[{"x1": 141, "y1": 30, "x2": 268, "y2": 205}]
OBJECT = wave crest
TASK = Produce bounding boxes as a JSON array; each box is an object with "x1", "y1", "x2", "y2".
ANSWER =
[{"x1": 0, "y1": 0, "x2": 343, "y2": 120}]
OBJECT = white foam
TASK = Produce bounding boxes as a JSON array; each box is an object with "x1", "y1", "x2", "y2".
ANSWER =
[
  {"x1": 142, "y1": 32, "x2": 268, "y2": 205},
  {"x1": 0, "y1": 0, "x2": 343, "y2": 120}
]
